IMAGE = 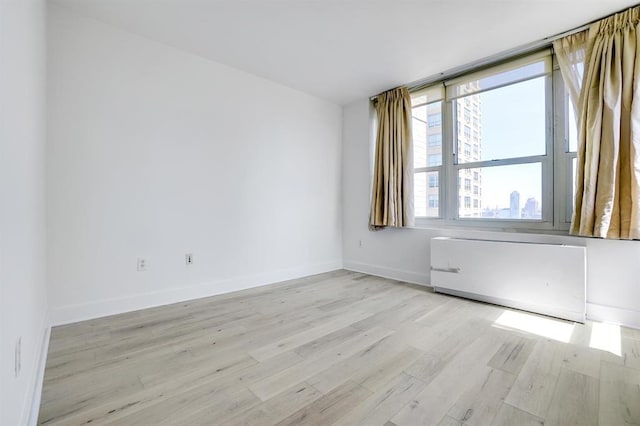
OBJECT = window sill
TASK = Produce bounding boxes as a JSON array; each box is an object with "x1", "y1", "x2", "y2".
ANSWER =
[{"x1": 409, "y1": 217, "x2": 575, "y2": 238}]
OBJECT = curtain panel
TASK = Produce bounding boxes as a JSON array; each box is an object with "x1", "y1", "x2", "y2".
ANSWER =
[
  {"x1": 369, "y1": 87, "x2": 414, "y2": 229},
  {"x1": 555, "y1": 6, "x2": 640, "y2": 239}
]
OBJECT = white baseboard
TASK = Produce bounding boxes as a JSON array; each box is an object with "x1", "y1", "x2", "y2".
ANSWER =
[
  {"x1": 587, "y1": 302, "x2": 640, "y2": 330},
  {"x1": 22, "y1": 314, "x2": 51, "y2": 426},
  {"x1": 50, "y1": 260, "x2": 343, "y2": 326},
  {"x1": 343, "y1": 260, "x2": 428, "y2": 286}
]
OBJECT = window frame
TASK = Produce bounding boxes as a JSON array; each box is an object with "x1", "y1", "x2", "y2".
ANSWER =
[{"x1": 410, "y1": 49, "x2": 576, "y2": 234}]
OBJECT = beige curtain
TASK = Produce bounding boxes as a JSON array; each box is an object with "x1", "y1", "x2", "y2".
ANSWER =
[
  {"x1": 554, "y1": 6, "x2": 640, "y2": 239},
  {"x1": 369, "y1": 87, "x2": 414, "y2": 228}
]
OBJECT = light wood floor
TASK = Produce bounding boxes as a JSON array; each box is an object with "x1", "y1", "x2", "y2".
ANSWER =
[{"x1": 39, "y1": 270, "x2": 640, "y2": 425}]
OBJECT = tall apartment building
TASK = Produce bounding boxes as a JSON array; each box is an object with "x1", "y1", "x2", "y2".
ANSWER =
[{"x1": 455, "y1": 85, "x2": 483, "y2": 218}]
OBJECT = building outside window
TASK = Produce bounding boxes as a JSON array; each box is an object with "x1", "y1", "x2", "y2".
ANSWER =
[
  {"x1": 428, "y1": 113, "x2": 441, "y2": 127},
  {"x1": 428, "y1": 154, "x2": 441, "y2": 167}
]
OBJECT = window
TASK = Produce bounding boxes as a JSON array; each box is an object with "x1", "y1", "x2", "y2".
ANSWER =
[
  {"x1": 428, "y1": 134, "x2": 442, "y2": 147},
  {"x1": 412, "y1": 88, "x2": 443, "y2": 218},
  {"x1": 428, "y1": 113, "x2": 441, "y2": 127},
  {"x1": 409, "y1": 49, "x2": 576, "y2": 232}
]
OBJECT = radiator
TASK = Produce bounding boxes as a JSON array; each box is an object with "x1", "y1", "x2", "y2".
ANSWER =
[{"x1": 430, "y1": 237, "x2": 586, "y2": 323}]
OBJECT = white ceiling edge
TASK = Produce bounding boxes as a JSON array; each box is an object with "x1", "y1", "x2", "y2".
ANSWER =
[{"x1": 49, "y1": 0, "x2": 639, "y2": 105}]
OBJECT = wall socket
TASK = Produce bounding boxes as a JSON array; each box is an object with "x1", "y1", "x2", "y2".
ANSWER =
[
  {"x1": 15, "y1": 337, "x2": 21, "y2": 378},
  {"x1": 137, "y1": 258, "x2": 148, "y2": 271},
  {"x1": 185, "y1": 253, "x2": 193, "y2": 265}
]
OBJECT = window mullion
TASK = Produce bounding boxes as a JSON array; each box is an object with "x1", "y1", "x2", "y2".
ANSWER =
[
  {"x1": 414, "y1": 166, "x2": 442, "y2": 173},
  {"x1": 552, "y1": 67, "x2": 574, "y2": 228},
  {"x1": 453, "y1": 155, "x2": 547, "y2": 170},
  {"x1": 442, "y1": 99, "x2": 456, "y2": 220}
]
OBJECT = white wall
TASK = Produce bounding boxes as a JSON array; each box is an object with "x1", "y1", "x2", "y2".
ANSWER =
[
  {"x1": 0, "y1": 0, "x2": 49, "y2": 424},
  {"x1": 343, "y1": 99, "x2": 640, "y2": 329},
  {"x1": 47, "y1": 6, "x2": 343, "y2": 325}
]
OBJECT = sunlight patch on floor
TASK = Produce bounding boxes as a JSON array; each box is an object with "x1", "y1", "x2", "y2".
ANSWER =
[
  {"x1": 589, "y1": 321, "x2": 622, "y2": 356},
  {"x1": 493, "y1": 310, "x2": 574, "y2": 342}
]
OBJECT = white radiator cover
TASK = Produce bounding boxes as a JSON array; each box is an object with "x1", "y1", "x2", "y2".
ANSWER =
[{"x1": 430, "y1": 237, "x2": 587, "y2": 323}]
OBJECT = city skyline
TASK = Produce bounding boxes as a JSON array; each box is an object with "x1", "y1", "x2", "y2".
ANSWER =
[{"x1": 482, "y1": 190, "x2": 542, "y2": 219}]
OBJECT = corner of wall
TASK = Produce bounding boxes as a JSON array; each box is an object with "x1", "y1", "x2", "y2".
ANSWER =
[{"x1": 24, "y1": 312, "x2": 51, "y2": 426}]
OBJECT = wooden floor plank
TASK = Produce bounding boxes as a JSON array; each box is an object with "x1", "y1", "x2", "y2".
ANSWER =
[
  {"x1": 226, "y1": 382, "x2": 323, "y2": 426},
  {"x1": 332, "y1": 373, "x2": 427, "y2": 426},
  {"x1": 544, "y1": 368, "x2": 599, "y2": 426},
  {"x1": 445, "y1": 368, "x2": 517, "y2": 426},
  {"x1": 487, "y1": 335, "x2": 537, "y2": 375},
  {"x1": 248, "y1": 309, "x2": 372, "y2": 361},
  {"x1": 490, "y1": 403, "x2": 545, "y2": 426},
  {"x1": 598, "y1": 361, "x2": 640, "y2": 425},
  {"x1": 249, "y1": 326, "x2": 394, "y2": 401},
  {"x1": 504, "y1": 338, "x2": 563, "y2": 418},
  {"x1": 275, "y1": 380, "x2": 372, "y2": 426},
  {"x1": 390, "y1": 331, "x2": 506, "y2": 425}
]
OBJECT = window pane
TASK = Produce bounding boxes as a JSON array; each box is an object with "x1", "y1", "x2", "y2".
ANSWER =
[
  {"x1": 457, "y1": 166, "x2": 483, "y2": 218},
  {"x1": 411, "y1": 85, "x2": 445, "y2": 108},
  {"x1": 412, "y1": 105, "x2": 427, "y2": 168},
  {"x1": 447, "y1": 56, "x2": 549, "y2": 99},
  {"x1": 572, "y1": 157, "x2": 577, "y2": 203},
  {"x1": 412, "y1": 102, "x2": 442, "y2": 169},
  {"x1": 456, "y1": 76, "x2": 547, "y2": 164},
  {"x1": 458, "y1": 163, "x2": 542, "y2": 220},
  {"x1": 415, "y1": 171, "x2": 439, "y2": 218},
  {"x1": 568, "y1": 100, "x2": 578, "y2": 152}
]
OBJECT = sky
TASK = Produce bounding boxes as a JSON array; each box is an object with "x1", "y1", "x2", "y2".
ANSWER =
[{"x1": 472, "y1": 76, "x2": 546, "y2": 210}]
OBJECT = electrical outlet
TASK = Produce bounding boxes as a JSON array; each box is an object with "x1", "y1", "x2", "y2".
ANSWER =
[
  {"x1": 185, "y1": 253, "x2": 193, "y2": 265},
  {"x1": 358, "y1": 239, "x2": 363, "y2": 248},
  {"x1": 137, "y1": 258, "x2": 148, "y2": 271},
  {"x1": 15, "y1": 337, "x2": 21, "y2": 378}
]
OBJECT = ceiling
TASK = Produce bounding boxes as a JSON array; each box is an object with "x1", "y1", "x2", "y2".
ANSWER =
[{"x1": 51, "y1": 0, "x2": 638, "y2": 105}]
